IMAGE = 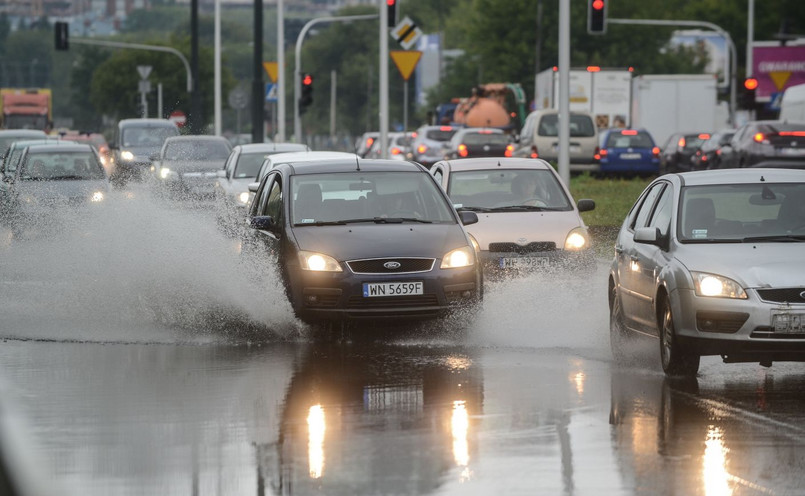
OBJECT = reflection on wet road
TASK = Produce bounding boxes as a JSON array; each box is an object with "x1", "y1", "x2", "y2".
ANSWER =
[{"x1": 2, "y1": 187, "x2": 805, "y2": 495}]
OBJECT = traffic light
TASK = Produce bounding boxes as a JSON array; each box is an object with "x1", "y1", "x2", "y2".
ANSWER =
[
  {"x1": 587, "y1": 0, "x2": 606, "y2": 35},
  {"x1": 54, "y1": 21, "x2": 69, "y2": 50},
  {"x1": 741, "y1": 77, "x2": 758, "y2": 109},
  {"x1": 300, "y1": 73, "x2": 313, "y2": 114},
  {"x1": 386, "y1": 0, "x2": 398, "y2": 28}
]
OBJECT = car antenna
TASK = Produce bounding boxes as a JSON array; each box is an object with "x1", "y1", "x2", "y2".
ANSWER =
[
  {"x1": 760, "y1": 175, "x2": 765, "y2": 182},
  {"x1": 497, "y1": 161, "x2": 502, "y2": 167},
  {"x1": 355, "y1": 156, "x2": 361, "y2": 171}
]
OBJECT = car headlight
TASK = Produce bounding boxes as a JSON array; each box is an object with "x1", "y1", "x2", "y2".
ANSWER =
[
  {"x1": 120, "y1": 150, "x2": 134, "y2": 161},
  {"x1": 90, "y1": 191, "x2": 105, "y2": 203},
  {"x1": 691, "y1": 271, "x2": 747, "y2": 299},
  {"x1": 299, "y1": 251, "x2": 343, "y2": 272},
  {"x1": 441, "y1": 245, "x2": 475, "y2": 269},
  {"x1": 159, "y1": 167, "x2": 175, "y2": 180},
  {"x1": 238, "y1": 192, "x2": 250, "y2": 205},
  {"x1": 564, "y1": 227, "x2": 589, "y2": 251}
]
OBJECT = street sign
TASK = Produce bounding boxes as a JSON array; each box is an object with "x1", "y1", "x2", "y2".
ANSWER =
[
  {"x1": 136, "y1": 65, "x2": 152, "y2": 80},
  {"x1": 390, "y1": 17, "x2": 422, "y2": 50},
  {"x1": 767, "y1": 91, "x2": 784, "y2": 111},
  {"x1": 138, "y1": 80, "x2": 151, "y2": 93},
  {"x1": 263, "y1": 62, "x2": 278, "y2": 83},
  {"x1": 390, "y1": 51, "x2": 422, "y2": 81},
  {"x1": 169, "y1": 110, "x2": 187, "y2": 127},
  {"x1": 265, "y1": 83, "x2": 278, "y2": 102},
  {"x1": 228, "y1": 87, "x2": 248, "y2": 110}
]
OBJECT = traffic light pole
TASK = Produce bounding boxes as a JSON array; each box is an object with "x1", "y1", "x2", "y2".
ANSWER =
[
  {"x1": 294, "y1": 14, "x2": 378, "y2": 143},
  {"x1": 607, "y1": 18, "x2": 737, "y2": 126}
]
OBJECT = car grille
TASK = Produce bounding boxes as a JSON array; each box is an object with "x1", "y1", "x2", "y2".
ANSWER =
[
  {"x1": 346, "y1": 258, "x2": 435, "y2": 274},
  {"x1": 756, "y1": 288, "x2": 805, "y2": 304},
  {"x1": 488, "y1": 242, "x2": 556, "y2": 253},
  {"x1": 346, "y1": 294, "x2": 439, "y2": 308}
]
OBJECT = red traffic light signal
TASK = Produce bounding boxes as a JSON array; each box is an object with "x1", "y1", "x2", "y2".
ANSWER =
[
  {"x1": 743, "y1": 77, "x2": 758, "y2": 91},
  {"x1": 387, "y1": 0, "x2": 398, "y2": 27},
  {"x1": 587, "y1": 0, "x2": 606, "y2": 34},
  {"x1": 302, "y1": 74, "x2": 313, "y2": 86}
]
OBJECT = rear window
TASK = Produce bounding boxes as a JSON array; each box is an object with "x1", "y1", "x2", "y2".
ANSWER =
[
  {"x1": 122, "y1": 126, "x2": 179, "y2": 147},
  {"x1": 537, "y1": 114, "x2": 596, "y2": 137},
  {"x1": 461, "y1": 133, "x2": 510, "y2": 145},
  {"x1": 605, "y1": 132, "x2": 654, "y2": 148},
  {"x1": 164, "y1": 140, "x2": 231, "y2": 160},
  {"x1": 425, "y1": 129, "x2": 458, "y2": 141}
]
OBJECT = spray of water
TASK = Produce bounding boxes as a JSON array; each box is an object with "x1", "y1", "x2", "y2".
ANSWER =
[{"x1": 0, "y1": 186, "x2": 301, "y2": 343}]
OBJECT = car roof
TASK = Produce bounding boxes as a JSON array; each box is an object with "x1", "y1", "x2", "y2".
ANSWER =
[
  {"x1": 674, "y1": 168, "x2": 805, "y2": 186},
  {"x1": 268, "y1": 151, "x2": 359, "y2": 165},
  {"x1": 118, "y1": 118, "x2": 178, "y2": 128},
  {"x1": 164, "y1": 135, "x2": 230, "y2": 143},
  {"x1": 283, "y1": 158, "x2": 424, "y2": 175},
  {"x1": 435, "y1": 157, "x2": 554, "y2": 171},
  {"x1": 24, "y1": 143, "x2": 96, "y2": 153},
  {"x1": 236, "y1": 143, "x2": 309, "y2": 153},
  {"x1": 0, "y1": 129, "x2": 48, "y2": 137}
]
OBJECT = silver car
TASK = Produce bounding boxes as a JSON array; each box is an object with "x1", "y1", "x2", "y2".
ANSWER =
[
  {"x1": 152, "y1": 135, "x2": 232, "y2": 200},
  {"x1": 609, "y1": 168, "x2": 805, "y2": 376}
]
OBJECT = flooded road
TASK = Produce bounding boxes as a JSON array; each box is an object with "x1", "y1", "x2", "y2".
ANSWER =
[{"x1": 2, "y1": 189, "x2": 805, "y2": 495}]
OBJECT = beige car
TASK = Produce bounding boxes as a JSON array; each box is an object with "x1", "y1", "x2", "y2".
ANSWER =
[
  {"x1": 514, "y1": 109, "x2": 600, "y2": 172},
  {"x1": 430, "y1": 157, "x2": 596, "y2": 275}
]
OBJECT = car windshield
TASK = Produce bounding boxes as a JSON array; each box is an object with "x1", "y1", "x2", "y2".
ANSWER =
[
  {"x1": 425, "y1": 129, "x2": 457, "y2": 141},
  {"x1": 291, "y1": 171, "x2": 456, "y2": 225},
  {"x1": 20, "y1": 151, "x2": 105, "y2": 181},
  {"x1": 234, "y1": 152, "x2": 273, "y2": 179},
  {"x1": 164, "y1": 140, "x2": 231, "y2": 161},
  {"x1": 121, "y1": 126, "x2": 178, "y2": 147},
  {"x1": 605, "y1": 132, "x2": 654, "y2": 148},
  {"x1": 538, "y1": 114, "x2": 596, "y2": 137},
  {"x1": 679, "y1": 183, "x2": 805, "y2": 242},
  {"x1": 447, "y1": 169, "x2": 572, "y2": 210},
  {"x1": 459, "y1": 132, "x2": 510, "y2": 145}
]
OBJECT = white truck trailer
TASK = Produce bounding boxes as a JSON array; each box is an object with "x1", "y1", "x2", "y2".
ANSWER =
[{"x1": 630, "y1": 74, "x2": 727, "y2": 148}]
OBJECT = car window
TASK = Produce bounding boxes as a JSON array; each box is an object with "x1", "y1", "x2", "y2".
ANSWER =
[
  {"x1": 678, "y1": 183, "x2": 805, "y2": 241},
  {"x1": 252, "y1": 173, "x2": 274, "y2": 217},
  {"x1": 234, "y1": 152, "x2": 272, "y2": 179},
  {"x1": 606, "y1": 131, "x2": 654, "y2": 148},
  {"x1": 164, "y1": 140, "x2": 230, "y2": 160},
  {"x1": 291, "y1": 171, "x2": 456, "y2": 225},
  {"x1": 431, "y1": 166, "x2": 444, "y2": 186},
  {"x1": 121, "y1": 126, "x2": 178, "y2": 147},
  {"x1": 447, "y1": 169, "x2": 572, "y2": 210},
  {"x1": 20, "y1": 151, "x2": 104, "y2": 181},
  {"x1": 459, "y1": 132, "x2": 509, "y2": 145},
  {"x1": 631, "y1": 182, "x2": 665, "y2": 230},
  {"x1": 647, "y1": 184, "x2": 673, "y2": 238},
  {"x1": 425, "y1": 129, "x2": 457, "y2": 141},
  {"x1": 262, "y1": 177, "x2": 283, "y2": 221},
  {"x1": 537, "y1": 114, "x2": 596, "y2": 137}
]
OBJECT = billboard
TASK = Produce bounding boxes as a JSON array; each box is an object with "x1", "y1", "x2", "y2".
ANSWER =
[{"x1": 752, "y1": 42, "x2": 805, "y2": 103}]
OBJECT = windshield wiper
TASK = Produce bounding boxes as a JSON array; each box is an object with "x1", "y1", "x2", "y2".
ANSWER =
[
  {"x1": 489, "y1": 205, "x2": 555, "y2": 212},
  {"x1": 456, "y1": 206, "x2": 492, "y2": 212},
  {"x1": 741, "y1": 235, "x2": 805, "y2": 242},
  {"x1": 294, "y1": 220, "x2": 347, "y2": 226},
  {"x1": 49, "y1": 175, "x2": 88, "y2": 180},
  {"x1": 339, "y1": 217, "x2": 432, "y2": 224}
]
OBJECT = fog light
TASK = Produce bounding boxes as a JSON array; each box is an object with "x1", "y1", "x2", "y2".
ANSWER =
[
  {"x1": 305, "y1": 295, "x2": 318, "y2": 303},
  {"x1": 461, "y1": 290, "x2": 472, "y2": 298}
]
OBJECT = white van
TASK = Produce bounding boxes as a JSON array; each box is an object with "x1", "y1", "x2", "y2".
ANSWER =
[
  {"x1": 514, "y1": 109, "x2": 599, "y2": 172},
  {"x1": 779, "y1": 83, "x2": 805, "y2": 122}
]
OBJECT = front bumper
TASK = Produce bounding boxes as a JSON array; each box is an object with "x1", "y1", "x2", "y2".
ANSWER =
[
  {"x1": 288, "y1": 264, "x2": 482, "y2": 323},
  {"x1": 479, "y1": 248, "x2": 595, "y2": 276},
  {"x1": 672, "y1": 287, "x2": 805, "y2": 361}
]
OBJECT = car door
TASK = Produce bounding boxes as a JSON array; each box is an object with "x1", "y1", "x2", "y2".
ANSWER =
[
  {"x1": 252, "y1": 171, "x2": 284, "y2": 263},
  {"x1": 616, "y1": 182, "x2": 666, "y2": 328},
  {"x1": 630, "y1": 183, "x2": 673, "y2": 330}
]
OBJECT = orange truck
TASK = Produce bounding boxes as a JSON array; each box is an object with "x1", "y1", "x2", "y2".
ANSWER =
[{"x1": 0, "y1": 88, "x2": 53, "y2": 131}]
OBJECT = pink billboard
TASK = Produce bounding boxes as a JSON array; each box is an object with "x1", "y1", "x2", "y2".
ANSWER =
[{"x1": 752, "y1": 43, "x2": 805, "y2": 102}]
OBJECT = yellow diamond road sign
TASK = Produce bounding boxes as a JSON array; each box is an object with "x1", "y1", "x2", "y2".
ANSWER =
[
  {"x1": 390, "y1": 16, "x2": 423, "y2": 51},
  {"x1": 263, "y1": 61, "x2": 278, "y2": 83},
  {"x1": 390, "y1": 51, "x2": 422, "y2": 81}
]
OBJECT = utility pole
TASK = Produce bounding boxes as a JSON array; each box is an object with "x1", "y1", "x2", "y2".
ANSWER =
[{"x1": 252, "y1": 0, "x2": 264, "y2": 143}]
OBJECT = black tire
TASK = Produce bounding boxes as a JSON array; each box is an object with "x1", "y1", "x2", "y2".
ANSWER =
[
  {"x1": 659, "y1": 300, "x2": 700, "y2": 376},
  {"x1": 609, "y1": 282, "x2": 629, "y2": 363}
]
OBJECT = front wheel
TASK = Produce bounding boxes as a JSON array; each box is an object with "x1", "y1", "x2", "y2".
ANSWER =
[
  {"x1": 609, "y1": 283, "x2": 629, "y2": 363},
  {"x1": 659, "y1": 301, "x2": 699, "y2": 376}
]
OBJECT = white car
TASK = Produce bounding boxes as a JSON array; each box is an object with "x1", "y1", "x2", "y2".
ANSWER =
[
  {"x1": 430, "y1": 157, "x2": 596, "y2": 275},
  {"x1": 609, "y1": 168, "x2": 805, "y2": 376}
]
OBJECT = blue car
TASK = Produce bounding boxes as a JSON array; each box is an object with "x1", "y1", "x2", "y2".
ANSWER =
[{"x1": 598, "y1": 128, "x2": 660, "y2": 176}]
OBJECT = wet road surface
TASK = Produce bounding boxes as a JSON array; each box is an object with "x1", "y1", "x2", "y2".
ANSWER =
[{"x1": 2, "y1": 188, "x2": 805, "y2": 495}]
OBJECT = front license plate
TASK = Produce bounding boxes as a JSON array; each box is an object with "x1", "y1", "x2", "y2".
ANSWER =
[
  {"x1": 499, "y1": 257, "x2": 549, "y2": 269},
  {"x1": 620, "y1": 153, "x2": 641, "y2": 159},
  {"x1": 772, "y1": 312, "x2": 805, "y2": 333},
  {"x1": 363, "y1": 281, "x2": 423, "y2": 297}
]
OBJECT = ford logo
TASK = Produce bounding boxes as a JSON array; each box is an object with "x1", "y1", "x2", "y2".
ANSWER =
[
  {"x1": 801, "y1": 290, "x2": 805, "y2": 300},
  {"x1": 384, "y1": 261, "x2": 402, "y2": 270}
]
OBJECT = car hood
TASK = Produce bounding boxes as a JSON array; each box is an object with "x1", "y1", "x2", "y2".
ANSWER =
[
  {"x1": 467, "y1": 211, "x2": 582, "y2": 249},
  {"x1": 674, "y1": 242, "x2": 805, "y2": 288},
  {"x1": 15, "y1": 179, "x2": 109, "y2": 201},
  {"x1": 292, "y1": 223, "x2": 468, "y2": 261}
]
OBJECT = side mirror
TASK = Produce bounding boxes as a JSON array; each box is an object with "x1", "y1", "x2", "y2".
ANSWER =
[
  {"x1": 247, "y1": 182, "x2": 260, "y2": 193},
  {"x1": 149, "y1": 153, "x2": 160, "y2": 161},
  {"x1": 577, "y1": 199, "x2": 596, "y2": 212},
  {"x1": 459, "y1": 210, "x2": 478, "y2": 226},
  {"x1": 634, "y1": 227, "x2": 666, "y2": 250},
  {"x1": 250, "y1": 215, "x2": 275, "y2": 231},
  {"x1": 216, "y1": 170, "x2": 226, "y2": 178}
]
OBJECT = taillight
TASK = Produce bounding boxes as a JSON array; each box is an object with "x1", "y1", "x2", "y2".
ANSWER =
[
  {"x1": 753, "y1": 133, "x2": 766, "y2": 143},
  {"x1": 599, "y1": 148, "x2": 608, "y2": 158},
  {"x1": 440, "y1": 126, "x2": 453, "y2": 131},
  {"x1": 505, "y1": 144, "x2": 514, "y2": 157},
  {"x1": 652, "y1": 146, "x2": 660, "y2": 157},
  {"x1": 621, "y1": 130, "x2": 637, "y2": 136},
  {"x1": 390, "y1": 147, "x2": 401, "y2": 155},
  {"x1": 530, "y1": 145, "x2": 539, "y2": 159},
  {"x1": 366, "y1": 137, "x2": 374, "y2": 147},
  {"x1": 594, "y1": 146, "x2": 601, "y2": 161},
  {"x1": 701, "y1": 154, "x2": 708, "y2": 162},
  {"x1": 458, "y1": 144, "x2": 468, "y2": 157},
  {"x1": 698, "y1": 133, "x2": 710, "y2": 140},
  {"x1": 678, "y1": 137, "x2": 686, "y2": 149},
  {"x1": 417, "y1": 144, "x2": 427, "y2": 154},
  {"x1": 780, "y1": 131, "x2": 805, "y2": 137},
  {"x1": 716, "y1": 149, "x2": 722, "y2": 156}
]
